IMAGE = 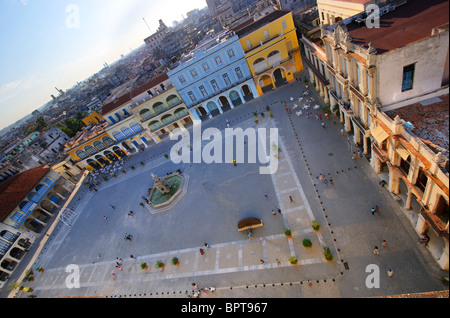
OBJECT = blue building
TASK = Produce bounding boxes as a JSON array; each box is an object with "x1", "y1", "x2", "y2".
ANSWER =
[{"x1": 167, "y1": 31, "x2": 258, "y2": 122}]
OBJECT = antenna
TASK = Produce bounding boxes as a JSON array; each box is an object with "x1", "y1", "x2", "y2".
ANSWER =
[{"x1": 143, "y1": 17, "x2": 151, "y2": 32}]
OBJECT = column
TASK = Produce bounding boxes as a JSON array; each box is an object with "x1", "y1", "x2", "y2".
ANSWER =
[
  {"x1": 345, "y1": 114, "x2": 352, "y2": 132},
  {"x1": 323, "y1": 86, "x2": 329, "y2": 103},
  {"x1": 215, "y1": 99, "x2": 224, "y2": 114},
  {"x1": 190, "y1": 109, "x2": 202, "y2": 125},
  {"x1": 226, "y1": 96, "x2": 234, "y2": 109},
  {"x1": 271, "y1": 77, "x2": 277, "y2": 89},
  {"x1": 405, "y1": 190, "x2": 414, "y2": 210},
  {"x1": 237, "y1": 89, "x2": 246, "y2": 104}
]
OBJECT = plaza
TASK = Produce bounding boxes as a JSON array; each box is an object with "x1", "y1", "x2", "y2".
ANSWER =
[{"x1": 4, "y1": 76, "x2": 447, "y2": 298}]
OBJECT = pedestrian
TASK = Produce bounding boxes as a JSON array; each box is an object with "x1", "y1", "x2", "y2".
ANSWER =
[
  {"x1": 110, "y1": 204, "x2": 116, "y2": 209},
  {"x1": 323, "y1": 178, "x2": 328, "y2": 186},
  {"x1": 199, "y1": 248, "x2": 205, "y2": 255},
  {"x1": 277, "y1": 208, "x2": 282, "y2": 215},
  {"x1": 272, "y1": 210, "x2": 276, "y2": 216},
  {"x1": 352, "y1": 152, "x2": 357, "y2": 160},
  {"x1": 308, "y1": 280, "x2": 312, "y2": 287},
  {"x1": 382, "y1": 240, "x2": 387, "y2": 248},
  {"x1": 248, "y1": 231, "x2": 253, "y2": 240},
  {"x1": 329, "y1": 177, "x2": 334, "y2": 185},
  {"x1": 289, "y1": 196, "x2": 295, "y2": 203},
  {"x1": 375, "y1": 205, "x2": 381, "y2": 213},
  {"x1": 341, "y1": 128, "x2": 344, "y2": 136},
  {"x1": 372, "y1": 246, "x2": 379, "y2": 255},
  {"x1": 264, "y1": 194, "x2": 268, "y2": 199},
  {"x1": 358, "y1": 150, "x2": 362, "y2": 158},
  {"x1": 139, "y1": 202, "x2": 144, "y2": 207},
  {"x1": 260, "y1": 259, "x2": 265, "y2": 264},
  {"x1": 103, "y1": 216, "x2": 109, "y2": 220},
  {"x1": 204, "y1": 242, "x2": 210, "y2": 248},
  {"x1": 419, "y1": 234, "x2": 430, "y2": 246},
  {"x1": 233, "y1": 159, "x2": 236, "y2": 167},
  {"x1": 128, "y1": 211, "x2": 134, "y2": 217},
  {"x1": 319, "y1": 113, "x2": 322, "y2": 120},
  {"x1": 276, "y1": 259, "x2": 281, "y2": 265},
  {"x1": 387, "y1": 269, "x2": 394, "y2": 278},
  {"x1": 130, "y1": 254, "x2": 135, "y2": 259},
  {"x1": 209, "y1": 286, "x2": 216, "y2": 293},
  {"x1": 371, "y1": 207, "x2": 376, "y2": 215},
  {"x1": 321, "y1": 122, "x2": 325, "y2": 128}
]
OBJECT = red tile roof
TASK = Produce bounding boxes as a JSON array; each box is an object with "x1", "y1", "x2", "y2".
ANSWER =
[
  {"x1": 131, "y1": 73, "x2": 169, "y2": 98},
  {"x1": 101, "y1": 92, "x2": 133, "y2": 116},
  {"x1": 347, "y1": 0, "x2": 449, "y2": 54},
  {"x1": 0, "y1": 165, "x2": 51, "y2": 222}
]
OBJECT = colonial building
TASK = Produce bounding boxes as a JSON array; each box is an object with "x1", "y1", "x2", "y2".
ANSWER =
[
  {"x1": 129, "y1": 73, "x2": 196, "y2": 142},
  {"x1": 0, "y1": 165, "x2": 74, "y2": 288},
  {"x1": 307, "y1": 0, "x2": 449, "y2": 269},
  {"x1": 232, "y1": 9, "x2": 303, "y2": 95},
  {"x1": 167, "y1": 30, "x2": 258, "y2": 121}
]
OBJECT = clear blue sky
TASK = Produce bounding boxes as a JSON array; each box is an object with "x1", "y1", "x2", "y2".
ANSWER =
[{"x1": 0, "y1": 0, "x2": 207, "y2": 130}]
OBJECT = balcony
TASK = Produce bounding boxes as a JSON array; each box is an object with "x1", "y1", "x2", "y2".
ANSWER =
[{"x1": 420, "y1": 207, "x2": 449, "y2": 238}]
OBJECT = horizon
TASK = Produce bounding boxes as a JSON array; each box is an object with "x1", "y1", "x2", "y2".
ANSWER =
[{"x1": 0, "y1": 0, "x2": 207, "y2": 132}]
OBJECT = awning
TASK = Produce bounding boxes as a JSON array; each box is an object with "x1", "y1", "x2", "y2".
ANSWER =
[
  {"x1": 371, "y1": 125, "x2": 389, "y2": 144},
  {"x1": 396, "y1": 145, "x2": 410, "y2": 161},
  {"x1": 238, "y1": 217, "x2": 263, "y2": 232}
]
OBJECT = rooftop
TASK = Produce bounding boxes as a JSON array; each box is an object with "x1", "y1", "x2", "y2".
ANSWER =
[
  {"x1": 385, "y1": 94, "x2": 449, "y2": 158},
  {"x1": 0, "y1": 165, "x2": 51, "y2": 222},
  {"x1": 346, "y1": 0, "x2": 449, "y2": 54},
  {"x1": 233, "y1": 10, "x2": 292, "y2": 38}
]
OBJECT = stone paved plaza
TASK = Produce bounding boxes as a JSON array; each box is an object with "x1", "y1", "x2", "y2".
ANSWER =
[{"x1": 5, "y1": 75, "x2": 448, "y2": 299}]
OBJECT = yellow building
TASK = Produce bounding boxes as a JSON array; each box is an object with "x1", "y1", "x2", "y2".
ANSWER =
[
  {"x1": 317, "y1": 0, "x2": 371, "y2": 26},
  {"x1": 233, "y1": 10, "x2": 303, "y2": 95},
  {"x1": 64, "y1": 122, "x2": 129, "y2": 171},
  {"x1": 82, "y1": 110, "x2": 102, "y2": 127}
]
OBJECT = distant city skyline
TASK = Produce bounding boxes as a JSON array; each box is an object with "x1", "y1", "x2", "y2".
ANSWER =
[{"x1": 0, "y1": 0, "x2": 207, "y2": 131}]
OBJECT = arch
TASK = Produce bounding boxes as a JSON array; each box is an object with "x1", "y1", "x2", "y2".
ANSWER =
[
  {"x1": 75, "y1": 149, "x2": 89, "y2": 160},
  {"x1": 267, "y1": 50, "x2": 281, "y2": 58},
  {"x1": 218, "y1": 96, "x2": 230, "y2": 107},
  {"x1": 112, "y1": 146, "x2": 127, "y2": 158},
  {"x1": 206, "y1": 101, "x2": 217, "y2": 112},
  {"x1": 87, "y1": 159, "x2": 101, "y2": 170},
  {"x1": 273, "y1": 67, "x2": 287, "y2": 86},
  {"x1": 139, "y1": 108, "x2": 152, "y2": 121},
  {"x1": 104, "y1": 150, "x2": 118, "y2": 162},
  {"x1": 0, "y1": 230, "x2": 18, "y2": 242},
  {"x1": 84, "y1": 145, "x2": 97, "y2": 156},
  {"x1": 93, "y1": 140, "x2": 107, "y2": 151},
  {"x1": 253, "y1": 57, "x2": 265, "y2": 65},
  {"x1": 174, "y1": 107, "x2": 188, "y2": 118},
  {"x1": 166, "y1": 94, "x2": 182, "y2": 107},
  {"x1": 197, "y1": 106, "x2": 208, "y2": 117},
  {"x1": 19, "y1": 201, "x2": 31, "y2": 212},
  {"x1": 152, "y1": 101, "x2": 166, "y2": 114},
  {"x1": 102, "y1": 136, "x2": 115, "y2": 147},
  {"x1": 95, "y1": 155, "x2": 109, "y2": 165},
  {"x1": 161, "y1": 114, "x2": 176, "y2": 125},
  {"x1": 148, "y1": 120, "x2": 162, "y2": 132}
]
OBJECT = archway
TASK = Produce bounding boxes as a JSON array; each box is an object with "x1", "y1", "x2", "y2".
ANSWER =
[
  {"x1": 218, "y1": 96, "x2": 231, "y2": 112},
  {"x1": 241, "y1": 84, "x2": 254, "y2": 101},
  {"x1": 229, "y1": 90, "x2": 242, "y2": 107},
  {"x1": 206, "y1": 102, "x2": 220, "y2": 117},
  {"x1": 259, "y1": 74, "x2": 273, "y2": 93},
  {"x1": 112, "y1": 146, "x2": 127, "y2": 158},
  {"x1": 87, "y1": 159, "x2": 101, "y2": 170},
  {"x1": 273, "y1": 68, "x2": 287, "y2": 87}
]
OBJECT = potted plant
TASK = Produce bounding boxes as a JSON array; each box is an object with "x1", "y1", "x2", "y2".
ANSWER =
[
  {"x1": 36, "y1": 267, "x2": 44, "y2": 273},
  {"x1": 323, "y1": 247, "x2": 333, "y2": 262},
  {"x1": 164, "y1": 154, "x2": 169, "y2": 159},
  {"x1": 112, "y1": 173, "x2": 117, "y2": 178},
  {"x1": 156, "y1": 260, "x2": 165, "y2": 269},
  {"x1": 140, "y1": 161, "x2": 145, "y2": 166},
  {"x1": 171, "y1": 257, "x2": 180, "y2": 266},
  {"x1": 122, "y1": 169, "x2": 126, "y2": 174},
  {"x1": 140, "y1": 262, "x2": 148, "y2": 270},
  {"x1": 269, "y1": 111, "x2": 273, "y2": 118},
  {"x1": 285, "y1": 229, "x2": 292, "y2": 238},
  {"x1": 261, "y1": 112, "x2": 265, "y2": 118},
  {"x1": 130, "y1": 165, "x2": 135, "y2": 170},
  {"x1": 253, "y1": 112, "x2": 258, "y2": 118},
  {"x1": 312, "y1": 220, "x2": 320, "y2": 231},
  {"x1": 302, "y1": 238, "x2": 312, "y2": 248},
  {"x1": 266, "y1": 106, "x2": 271, "y2": 112},
  {"x1": 289, "y1": 256, "x2": 298, "y2": 265}
]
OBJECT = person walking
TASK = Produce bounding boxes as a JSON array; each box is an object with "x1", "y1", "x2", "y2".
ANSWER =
[
  {"x1": 382, "y1": 240, "x2": 387, "y2": 248},
  {"x1": 371, "y1": 207, "x2": 376, "y2": 215},
  {"x1": 323, "y1": 178, "x2": 328, "y2": 186},
  {"x1": 204, "y1": 242, "x2": 210, "y2": 248},
  {"x1": 387, "y1": 269, "x2": 394, "y2": 278},
  {"x1": 276, "y1": 259, "x2": 281, "y2": 265},
  {"x1": 103, "y1": 216, "x2": 109, "y2": 221},
  {"x1": 289, "y1": 196, "x2": 295, "y2": 203},
  {"x1": 372, "y1": 246, "x2": 379, "y2": 255},
  {"x1": 272, "y1": 210, "x2": 276, "y2": 216},
  {"x1": 329, "y1": 177, "x2": 334, "y2": 185},
  {"x1": 277, "y1": 208, "x2": 282, "y2": 215},
  {"x1": 341, "y1": 128, "x2": 344, "y2": 136},
  {"x1": 110, "y1": 204, "x2": 116, "y2": 209},
  {"x1": 199, "y1": 248, "x2": 205, "y2": 255},
  {"x1": 375, "y1": 205, "x2": 381, "y2": 214},
  {"x1": 259, "y1": 259, "x2": 265, "y2": 264}
]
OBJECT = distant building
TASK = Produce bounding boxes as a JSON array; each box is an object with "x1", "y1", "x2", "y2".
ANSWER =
[{"x1": 144, "y1": 19, "x2": 170, "y2": 53}]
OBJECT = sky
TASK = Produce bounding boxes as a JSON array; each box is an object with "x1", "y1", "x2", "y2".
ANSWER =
[{"x1": 0, "y1": 0, "x2": 207, "y2": 130}]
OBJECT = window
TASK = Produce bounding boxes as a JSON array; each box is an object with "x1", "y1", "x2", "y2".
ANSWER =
[
  {"x1": 199, "y1": 85, "x2": 208, "y2": 97},
  {"x1": 211, "y1": 79, "x2": 219, "y2": 92},
  {"x1": 402, "y1": 64, "x2": 415, "y2": 92},
  {"x1": 281, "y1": 20, "x2": 287, "y2": 29},
  {"x1": 246, "y1": 39, "x2": 251, "y2": 49},
  {"x1": 222, "y1": 73, "x2": 231, "y2": 86},
  {"x1": 202, "y1": 62, "x2": 210, "y2": 72},
  {"x1": 235, "y1": 67, "x2": 243, "y2": 80},
  {"x1": 178, "y1": 75, "x2": 186, "y2": 84},
  {"x1": 190, "y1": 69, "x2": 198, "y2": 78},
  {"x1": 227, "y1": 49, "x2": 235, "y2": 59},
  {"x1": 264, "y1": 29, "x2": 270, "y2": 40},
  {"x1": 214, "y1": 56, "x2": 222, "y2": 65},
  {"x1": 188, "y1": 91, "x2": 197, "y2": 102}
]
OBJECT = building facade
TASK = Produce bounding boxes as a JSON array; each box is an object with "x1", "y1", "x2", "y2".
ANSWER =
[
  {"x1": 167, "y1": 31, "x2": 258, "y2": 122},
  {"x1": 0, "y1": 166, "x2": 74, "y2": 288},
  {"x1": 233, "y1": 9, "x2": 303, "y2": 95}
]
